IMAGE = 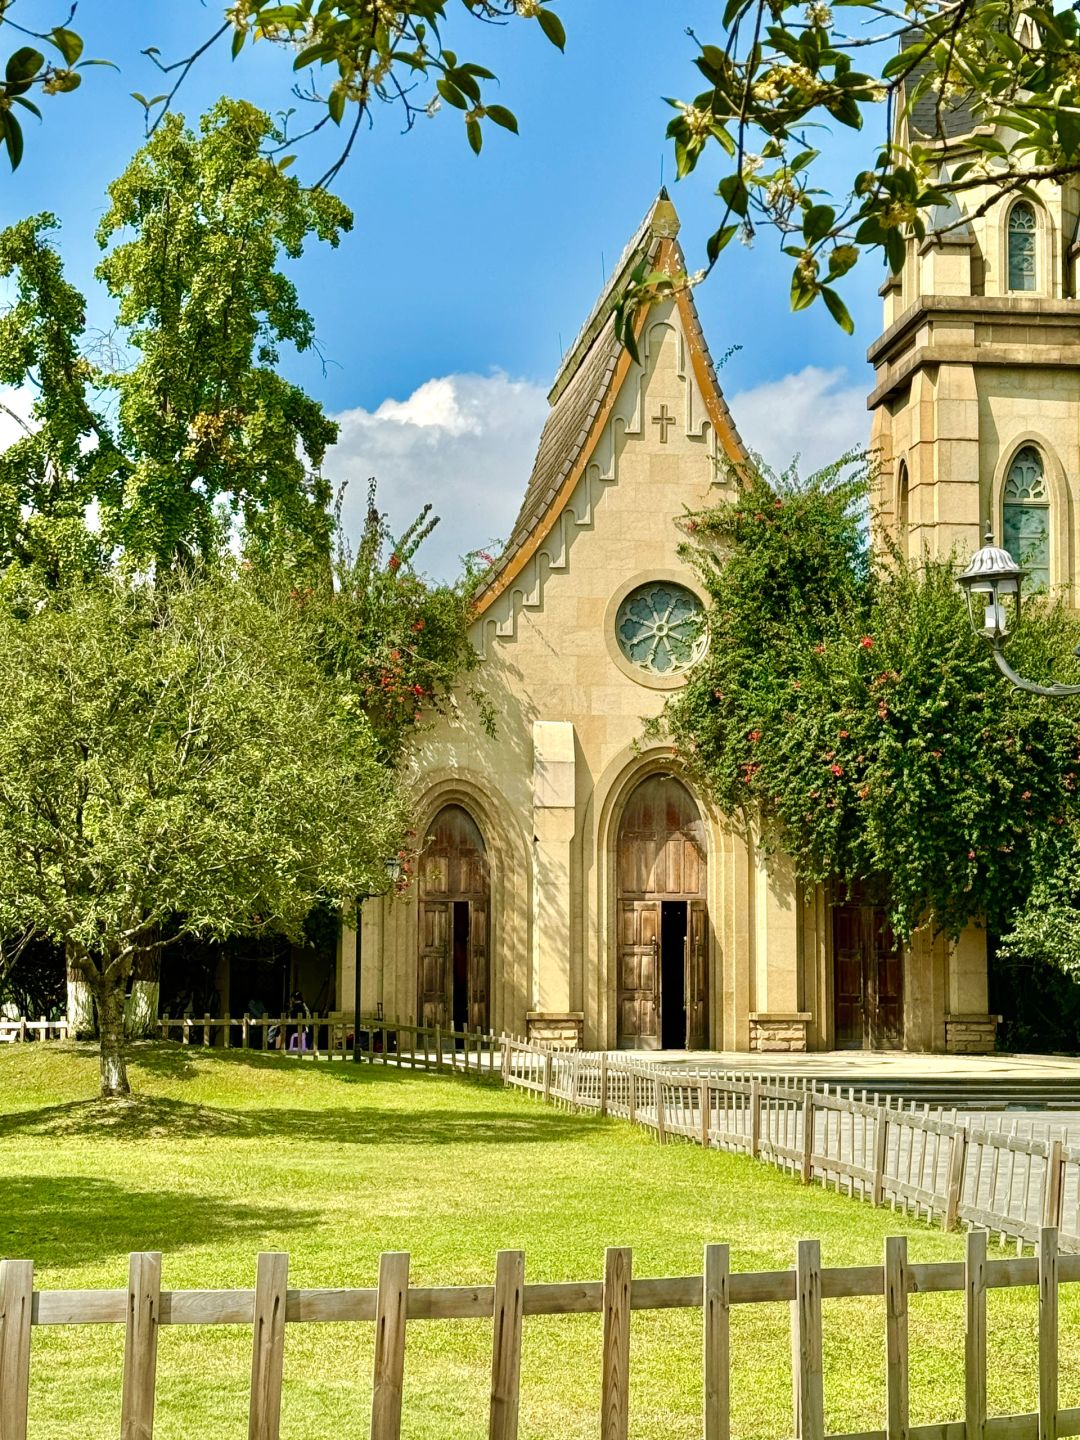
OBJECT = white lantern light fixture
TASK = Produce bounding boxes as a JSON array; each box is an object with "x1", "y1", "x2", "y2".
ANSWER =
[{"x1": 957, "y1": 525, "x2": 1080, "y2": 696}]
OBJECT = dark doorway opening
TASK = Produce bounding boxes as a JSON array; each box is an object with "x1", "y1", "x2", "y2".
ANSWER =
[
  {"x1": 452, "y1": 901, "x2": 470, "y2": 1035},
  {"x1": 660, "y1": 901, "x2": 688, "y2": 1049}
]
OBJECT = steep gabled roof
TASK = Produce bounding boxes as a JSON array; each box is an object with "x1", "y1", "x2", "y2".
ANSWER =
[{"x1": 473, "y1": 195, "x2": 747, "y2": 615}]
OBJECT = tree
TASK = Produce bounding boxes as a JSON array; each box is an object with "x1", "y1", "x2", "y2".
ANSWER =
[
  {"x1": 659, "y1": 459, "x2": 1080, "y2": 942},
  {"x1": 0, "y1": 564, "x2": 408, "y2": 1097},
  {"x1": 0, "y1": 100, "x2": 351, "y2": 573},
  {"x1": 0, "y1": 1, "x2": 564, "y2": 178}
]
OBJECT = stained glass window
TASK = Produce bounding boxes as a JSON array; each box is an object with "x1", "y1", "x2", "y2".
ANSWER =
[
  {"x1": 615, "y1": 582, "x2": 706, "y2": 674},
  {"x1": 1007, "y1": 202, "x2": 1037, "y2": 292},
  {"x1": 1003, "y1": 445, "x2": 1050, "y2": 591}
]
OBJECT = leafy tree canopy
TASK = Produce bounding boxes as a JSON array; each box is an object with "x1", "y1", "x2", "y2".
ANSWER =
[
  {"x1": 0, "y1": 563, "x2": 408, "y2": 1094},
  {"x1": 0, "y1": 99, "x2": 350, "y2": 574},
  {"x1": 0, "y1": 1, "x2": 563, "y2": 180},
  {"x1": 660, "y1": 461, "x2": 1080, "y2": 942},
  {"x1": 5, "y1": 1, "x2": 1071, "y2": 333}
]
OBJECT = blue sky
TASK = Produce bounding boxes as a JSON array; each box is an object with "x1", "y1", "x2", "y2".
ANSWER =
[{"x1": 4, "y1": 0, "x2": 884, "y2": 576}]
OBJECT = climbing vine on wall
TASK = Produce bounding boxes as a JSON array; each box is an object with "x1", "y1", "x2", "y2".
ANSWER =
[{"x1": 659, "y1": 458, "x2": 1080, "y2": 944}]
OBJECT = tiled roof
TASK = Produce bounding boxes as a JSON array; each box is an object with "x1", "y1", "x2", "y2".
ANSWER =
[
  {"x1": 473, "y1": 194, "x2": 747, "y2": 608},
  {"x1": 900, "y1": 28, "x2": 979, "y2": 140}
]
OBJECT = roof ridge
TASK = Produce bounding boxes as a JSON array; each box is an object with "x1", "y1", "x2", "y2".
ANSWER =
[{"x1": 548, "y1": 191, "x2": 679, "y2": 406}]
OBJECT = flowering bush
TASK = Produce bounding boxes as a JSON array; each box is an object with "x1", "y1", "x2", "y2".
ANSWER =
[{"x1": 660, "y1": 458, "x2": 1080, "y2": 943}]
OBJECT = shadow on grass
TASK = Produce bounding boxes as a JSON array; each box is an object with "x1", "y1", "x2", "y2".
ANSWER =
[
  {"x1": 0, "y1": 1174, "x2": 317, "y2": 1268},
  {"x1": 0, "y1": 1095, "x2": 590, "y2": 1147}
]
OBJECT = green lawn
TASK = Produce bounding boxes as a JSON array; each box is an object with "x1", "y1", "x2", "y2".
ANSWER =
[{"x1": 0, "y1": 1043, "x2": 1074, "y2": 1438}]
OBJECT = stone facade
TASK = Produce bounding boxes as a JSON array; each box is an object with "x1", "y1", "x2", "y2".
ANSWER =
[{"x1": 332, "y1": 193, "x2": 999, "y2": 1057}]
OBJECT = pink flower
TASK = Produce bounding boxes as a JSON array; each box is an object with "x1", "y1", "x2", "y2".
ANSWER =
[
  {"x1": 830, "y1": 763, "x2": 843, "y2": 777},
  {"x1": 748, "y1": 730, "x2": 762, "y2": 743},
  {"x1": 859, "y1": 636, "x2": 874, "y2": 650},
  {"x1": 967, "y1": 849, "x2": 976, "y2": 860}
]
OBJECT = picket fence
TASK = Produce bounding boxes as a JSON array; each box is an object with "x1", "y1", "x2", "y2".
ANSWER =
[
  {"x1": 502, "y1": 1041, "x2": 1080, "y2": 1256},
  {"x1": 2, "y1": 1229, "x2": 1079, "y2": 1440},
  {"x1": 0, "y1": 1012, "x2": 501, "y2": 1073}
]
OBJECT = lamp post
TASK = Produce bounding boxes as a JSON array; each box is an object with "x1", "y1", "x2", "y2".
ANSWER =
[
  {"x1": 352, "y1": 857, "x2": 403, "y2": 1064},
  {"x1": 957, "y1": 526, "x2": 1080, "y2": 697}
]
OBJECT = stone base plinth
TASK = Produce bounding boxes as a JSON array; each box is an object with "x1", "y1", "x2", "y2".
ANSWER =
[
  {"x1": 526, "y1": 1011, "x2": 583, "y2": 1050},
  {"x1": 945, "y1": 1014, "x2": 1000, "y2": 1054},
  {"x1": 750, "y1": 1012, "x2": 811, "y2": 1052}
]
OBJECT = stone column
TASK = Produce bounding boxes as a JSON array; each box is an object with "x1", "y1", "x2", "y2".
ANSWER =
[
  {"x1": 748, "y1": 846, "x2": 810, "y2": 1053},
  {"x1": 526, "y1": 721, "x2": 582, "y2": 1048}
]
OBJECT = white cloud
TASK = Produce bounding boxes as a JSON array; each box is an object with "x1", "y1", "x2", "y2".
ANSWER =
[
  {"x1": 729, "y1": 366, "x2": 870, "y2": 479},
  {"x1": 328, "y1": 371, "x2": 548, "y2": 584}
]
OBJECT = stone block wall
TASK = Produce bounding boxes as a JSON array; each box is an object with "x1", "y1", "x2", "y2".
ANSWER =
[
  {"x1": 945, "y1": 1014, "x2": 1000, "y2": 1054},
  {"x1": 526, "y1": 1010, "x2": 583, "y2": 1050},
  {"x1": 749, "y1": 1012, "x2": 811, "y2": 1052}
]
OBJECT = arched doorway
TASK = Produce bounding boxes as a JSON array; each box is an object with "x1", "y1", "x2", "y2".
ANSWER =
[
  {"x1": 417, "y1": 805, "x2": 490, "y2": 1031},
  {"x1": 616, "y1": 774, "x2": 707, "y2": 1050}
]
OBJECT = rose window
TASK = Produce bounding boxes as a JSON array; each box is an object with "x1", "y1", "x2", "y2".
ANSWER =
[{"x1": 615, "y1": 582, "x2": 706, "y2": 674}]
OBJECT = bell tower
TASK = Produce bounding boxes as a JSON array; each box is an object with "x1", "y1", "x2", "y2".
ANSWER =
[{"x1": 868, "y1": 99, "x2": 1080, "y2": 601}]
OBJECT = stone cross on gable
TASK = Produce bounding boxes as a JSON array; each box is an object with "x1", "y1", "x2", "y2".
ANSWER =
[{"x1": 652, "y1": 404, "x2": 676, "y2": 443}]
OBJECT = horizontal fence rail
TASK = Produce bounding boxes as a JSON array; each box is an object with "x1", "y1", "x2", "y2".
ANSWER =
[
  {"x1": 2, "y1": 1230, "x2": 1077, "y2": 1440},
  {"x1": 503, "y1": 1040, "x2": 1080, "y2": 1256}
]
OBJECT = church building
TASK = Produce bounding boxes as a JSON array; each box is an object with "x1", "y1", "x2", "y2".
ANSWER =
[{"x1": 337, "y1": 186, "x2": 1013, "y2": 1055}]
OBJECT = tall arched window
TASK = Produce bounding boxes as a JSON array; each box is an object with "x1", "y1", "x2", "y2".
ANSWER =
[
  {"x1": 1003, "y1": 446, "x2": 1050, "y2": 590},
  {"x1": 1007, "y1": 201, "x2": 1037, "y2": 292},
  {"x1": 896, "y1": 462, "x2": 909, "y2": 547}
]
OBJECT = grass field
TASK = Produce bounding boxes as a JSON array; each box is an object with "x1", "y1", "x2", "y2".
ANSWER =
[{"x1": 1, "y1": 1043, "x2": 1076, "y2": 1439}]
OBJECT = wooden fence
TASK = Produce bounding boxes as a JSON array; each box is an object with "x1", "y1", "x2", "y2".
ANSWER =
[
  {"x1": 2, "y1": 1229, "x2": 1078, "y2": 1440},
  {"x1": 503, "y1": 1041, "x2": 1080, "y2": 1256},
  {"x1": 0, "y1": 1012, "x2": 501, "y2": 1074}
]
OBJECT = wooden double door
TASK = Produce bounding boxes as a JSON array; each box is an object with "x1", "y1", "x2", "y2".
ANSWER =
[
  {"x1": 616, "y1": 775, "x2": 709, "y2": 1050},
  {"x1": 833, "y1": 901, "x2": 903, "y2": 1049},
  {"x1": 618, "y1": 898, "x2": 707, "y2": 1050},
  {"x1": 417, "y1": 805, "x2": 490, "y2": 1031}
]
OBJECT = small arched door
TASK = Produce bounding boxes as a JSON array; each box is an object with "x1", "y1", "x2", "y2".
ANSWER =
[
  {"x1": 417, "y1": 805, "x2": 490, "y2": 1031},
  {"x1": 616, "y1": 775, "x2": 708, "y2": 1050}
]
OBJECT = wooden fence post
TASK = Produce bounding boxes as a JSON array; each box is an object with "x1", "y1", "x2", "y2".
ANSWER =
[
  {"x1": 371, "y1": 1252, "x2": 410, "y2": 1440},
  {"x1": 749, "y1": 1080, "x2": 761, "y2": 1159},
  {"x1": 628, "y1": 1067, "x2": 637, "y2": 1127},
  {"x1": 242, "y1": 1015, "x2": 250, "y2": 1049},
  {"x1": 501, "y1": 1037, "x2": 510, "y2": 1088},
  {"x1": 793, "y1": 1239, "x2": 824, "y2": 1440},
  {"x1": 801, "y1": 1093, "x2": 814, "y2": 1186},
  {"x1": 599, "y1": 1052, "x2": 609, "y2": 1117},
  {"x1": 884, "y1": 1236, "x2": 909, "y2": 1440},
  {"x1": 1042, "y1": 1141, "x2": 1064, "y2": 1231},
  {"x1": 0, "y1": 1258, "x2": 33, "y2": 1440},
  {"x1": 965, "y1": 1229, "x2": 988, "y2": 1440},
  {"x1": 654, "y1": 1076, "x2": 667, "y2": 1145},
  {"x1": 121, "y1": 1251, "x2": 161, "y2": 1440},
  {"x1": 872, "y1": 1111, "x2": 888, "y2": 1207},
  {"x1": 543, "y1": 1052, "x2": 552, "y2": 1106},
  {"x1": 248, "y1": 1252, "x2": 288, "y2": 1440},
  {"x1": 601, "y1": 1247, "x2": 632, "y2": 1440},
  {"x1": 704, "y1": 1243, "x2": 730, "y2": 1440},
  {"x1": 945, "y1": 1129, "x2": 969, "y2": 1231},
  {"x1": 1039, "y1": 1226, "x2": 1059, "y2": 1440},
  {"x1": 701, "y1": 1080, "x2": 711, "y2": 1150},
  {"x1": 488, "y1": 1250, "x2": 525, "y2": 1440},
  {"x1": 435, "y1": 1025, "x2": 443, "y2": 1072}
]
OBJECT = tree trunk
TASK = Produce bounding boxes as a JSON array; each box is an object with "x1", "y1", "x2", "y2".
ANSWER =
[
  {"x1": 66, "y1": 948, "x2": 96, "y2": 1038},
  {"x1": 125, "y1": 941, "x2": 161, "y2": 1039},
  {"x1": 97, "y1": 978, "x2": 130, "y2": 1098}
]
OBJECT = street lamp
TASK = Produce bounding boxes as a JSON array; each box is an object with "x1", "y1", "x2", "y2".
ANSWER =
[
  {"x1": 352, "y1": 856, "x2": 404, "y2": 1064},
  {"x1": 957, "y1": 525, "x2": 1080, "y2": 697}
]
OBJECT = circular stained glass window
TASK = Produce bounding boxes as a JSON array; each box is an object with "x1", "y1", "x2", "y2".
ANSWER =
[{"x1": 615, "y1": 582, "x2": 706, "y2": 675}]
